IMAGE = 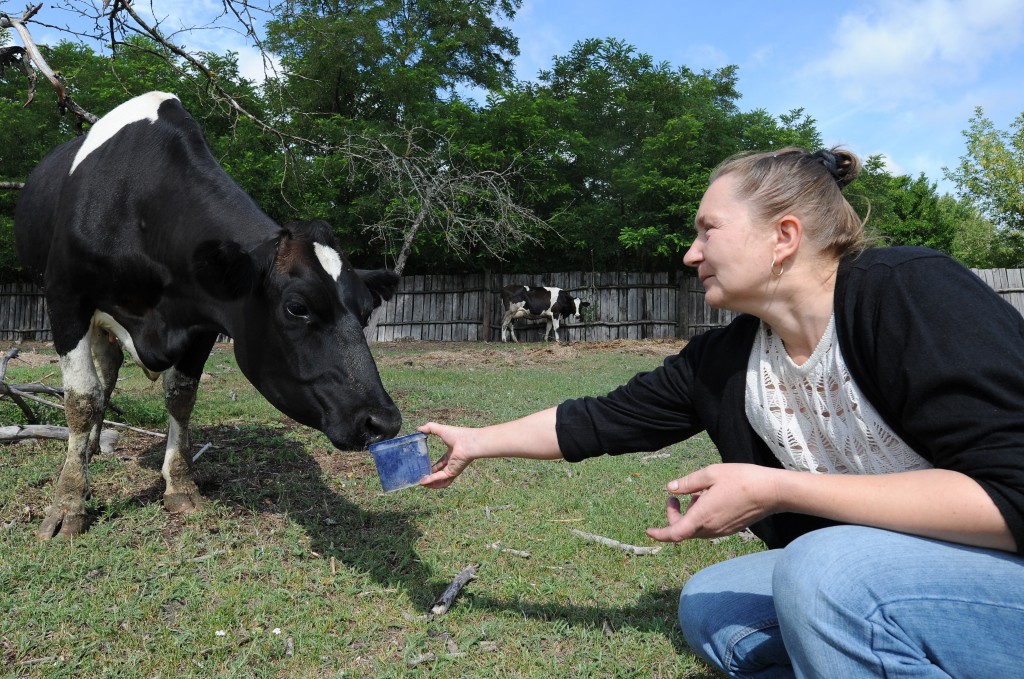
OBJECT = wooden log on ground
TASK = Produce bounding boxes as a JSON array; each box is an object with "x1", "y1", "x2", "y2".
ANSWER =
[
  {"x1": 431, "y1": 563, "x2": 479, "y2": 615},
  {"x1": 0, "y1": 424, "x2": 118, "y2": 453}
]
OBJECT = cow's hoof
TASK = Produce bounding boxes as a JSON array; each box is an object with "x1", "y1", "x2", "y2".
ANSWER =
[
  {"x1": 164, "y1": 492, "x2": 202, "y2": 514},
  {"x1": 36, "y1": 509, "x2": 89, "y2": 540}
]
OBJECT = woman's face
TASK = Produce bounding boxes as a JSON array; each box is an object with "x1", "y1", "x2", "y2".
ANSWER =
[{"x1": 684, "y1": 174, "x2": 776, "y2": 311}]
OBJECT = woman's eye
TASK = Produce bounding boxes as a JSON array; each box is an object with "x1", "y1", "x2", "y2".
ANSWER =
[{"x1": 286, "y1": 302, "x2": 310, "y2": 319}]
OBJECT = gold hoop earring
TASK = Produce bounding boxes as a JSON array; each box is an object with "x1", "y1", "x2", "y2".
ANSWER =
[{"x1": 770, "y1": 255, "x2": 785, "y2": 277}]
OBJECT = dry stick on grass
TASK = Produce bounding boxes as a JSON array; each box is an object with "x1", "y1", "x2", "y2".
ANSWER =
[
  {"x1": 0, "y1": 348, "x2": 164, "y2": 441},
  {"x1": 0, "y1": 347, "x2": 36, "y2": 422},
  {"x1": 484, "y1": 504, "x2": 512, "y2": 520},
  {"x1": 431, "y1": 563, "x2": 479, "y2": 615},
  {"x1": 571, "y1": 529, "x2": 663, "y2": 555},
  {"x1": 488, "y1": 541, "x2": 531, "y2": 558},
  {"x1": 10, "y1": 390, "x2": 165, "y2": 438}
]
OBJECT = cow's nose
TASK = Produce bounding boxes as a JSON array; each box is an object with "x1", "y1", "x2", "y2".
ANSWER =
[{"x1": 363, "y1": 408, "x2": 402, "y2": 445}]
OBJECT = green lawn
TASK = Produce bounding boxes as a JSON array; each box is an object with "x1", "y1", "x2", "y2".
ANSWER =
[{"x1": 0, "y1": 340, "x2": 759, "y2": 677}]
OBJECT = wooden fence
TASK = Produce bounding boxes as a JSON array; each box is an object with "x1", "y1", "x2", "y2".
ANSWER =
[
  {"x1": 3, "y1": 267, "x2": 1024, "y2": 343},
  {"x1": 369, "y1": 271, "x2": 736, "y2": 342}
]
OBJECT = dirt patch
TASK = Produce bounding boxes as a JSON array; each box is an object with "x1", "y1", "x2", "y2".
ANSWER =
[
  {"x1": 373, "y1": 339, "x2": 687, "y2": 371},
  {"x1": 4, "y1": 345, "x2": 59, "y2": 368}
]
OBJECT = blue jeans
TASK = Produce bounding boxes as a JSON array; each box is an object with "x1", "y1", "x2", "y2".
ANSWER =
[{"x1": 678, "y1": 526, "x2": 1024, "y2": 678}]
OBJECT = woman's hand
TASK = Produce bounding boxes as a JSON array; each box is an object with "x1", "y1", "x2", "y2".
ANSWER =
[
  {"x1": 645, "y1": 463, "x2": 783, "y2": 542},
  {"x1": 417, "y1": 421, "x2": 479, "y2": 489},
  {"x1": 417, "y1": 408, "x2": 563, "y2": 490}
]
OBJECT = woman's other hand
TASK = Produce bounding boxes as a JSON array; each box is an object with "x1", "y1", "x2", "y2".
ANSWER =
[{"x1": 645, "y1": 463, "x2": 783, "y2": 542}]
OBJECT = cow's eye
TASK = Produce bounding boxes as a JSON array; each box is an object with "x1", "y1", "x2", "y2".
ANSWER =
[{"x1": 286, "y1": 302, "x2": 310, "y2": 319}]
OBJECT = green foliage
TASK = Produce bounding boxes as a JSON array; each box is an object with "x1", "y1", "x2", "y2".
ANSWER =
[
  {"x1": 946, "y1": 107, "x2": 1024, "y2": 232},
  {"x1": 265, "y1": 0, "x2": 521, "y2": 128},
  {"x1": 846, "y1": 154, "x2": 1008, "y2": 267},
  {"x1": 944, "y1": 107, "x2": 1024, "y2": 265}
]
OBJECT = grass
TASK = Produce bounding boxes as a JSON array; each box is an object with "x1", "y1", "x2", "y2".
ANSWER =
[{"x1": 0, "y1": 339, "x2": 762, "y2": 677}]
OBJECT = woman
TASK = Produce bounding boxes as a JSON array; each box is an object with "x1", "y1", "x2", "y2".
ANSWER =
[{"x1": 419, "y1": 147, "x2": 1024, "y2": 677}]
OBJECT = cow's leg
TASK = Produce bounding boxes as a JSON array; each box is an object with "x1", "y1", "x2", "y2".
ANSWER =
[
  {"x1": 500, "y1": 310, "x2": 513, "y2": 342},
  {"x1": 545, "y1": 316, "x2": 561, "y2": 342},
  {"x1": 161, "y1": 334, "x2": 216, "y2": 513},
  {"x1": 91, "y1": 330, "x2": 124, "y2": 444},
  {"x1": 37, "y1": 324, "x2": 109, "y2": 539}
]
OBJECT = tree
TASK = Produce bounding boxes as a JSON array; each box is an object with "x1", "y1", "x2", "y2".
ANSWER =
[
  {"x1": 478, "y1": 39, "x2": 824, "y2": 272},
  {"x1": 945, "y1": 107, "x2": 1024, "y2": 248},
  {"x1": 264, "y1": 0, "x2": 521, "y2": 128},
  {"x1": 344, "y1": 125, "x2": 550, "y2": 275}
]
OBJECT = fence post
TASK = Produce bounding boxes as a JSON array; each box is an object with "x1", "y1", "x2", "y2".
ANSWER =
[
  {"x1": 676, "y1": 270, "x2": 690, "y2": 339},
  {"x1": 482, "y1": 270, "x2": 492, "y2": 342}
]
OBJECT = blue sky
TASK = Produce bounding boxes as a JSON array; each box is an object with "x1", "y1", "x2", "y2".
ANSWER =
[{"x1": 22, "y1": 0, "x2": 1024, "y2": 194}]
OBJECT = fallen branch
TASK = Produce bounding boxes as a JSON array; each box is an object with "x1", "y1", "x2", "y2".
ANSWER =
[
  {"x1": 430, "y1": 563, "x2": 479, "y2": 615},
  {"x1": 0, "y1": 348, "x2": 37, "y2": 422},
  {"x1": 191, "y1": 442, "x2": 213, "y2": 462},
  {"x1": 483, "y1": 503, "x2": 512, "y2": 520},
  {"x1": 710, "y1": 529, "x2": 759, "y2": 545},
  {"x1": 639, "y1": 452, "x2": 671, "y2": 463},
  {"x1": 0, "y1": 424, "x2": 118, "y2": 453},
  {"x1": 570, "y1": 529, "x2": 662, "y2": 555},
  {"x1": 5, "y1": 389, "x2": 165, "y2": 438},
  {"x1": 488, "y1": 541, "x2": 530, "y2": 558}
]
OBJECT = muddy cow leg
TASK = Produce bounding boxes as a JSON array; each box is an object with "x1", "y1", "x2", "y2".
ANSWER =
[
  {"x1": 37, "y1": 323, "x2": 110, "y2": 539},
  {"x1": 161, "y1": 334, "x2": 216, "y2": 513}
]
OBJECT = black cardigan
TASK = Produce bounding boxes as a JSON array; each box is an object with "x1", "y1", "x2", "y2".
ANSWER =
[{"x1": 556, "y1": 247, "x2": 1024, "y2": 554}]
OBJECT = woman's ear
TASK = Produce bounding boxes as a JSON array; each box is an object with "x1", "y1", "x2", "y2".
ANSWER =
[{"x1": 774, "y1": 214, "x2": 803, "y2": 264}]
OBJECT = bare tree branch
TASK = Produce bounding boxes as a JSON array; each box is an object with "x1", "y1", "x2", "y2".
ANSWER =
[
  {"x1": 345, "y1": 127, "x2": 551, "y2": 275},
  {"x1": 1, "y1": 4, "x2": 98, "y2": 124}
]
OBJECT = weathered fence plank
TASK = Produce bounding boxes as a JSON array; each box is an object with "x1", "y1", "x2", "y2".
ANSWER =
[{"x1": 4, "y1": 267, "x2": 1024, "y2": 344}]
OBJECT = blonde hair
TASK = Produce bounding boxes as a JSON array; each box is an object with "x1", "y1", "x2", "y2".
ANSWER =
[{"x1": 709, "y1": 146, "x2": 867, "y2": 260}]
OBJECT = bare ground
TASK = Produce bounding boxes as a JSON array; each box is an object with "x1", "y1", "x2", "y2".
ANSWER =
[{"x1": 372, "y1": 338, "x2": 687, "y2": 371}]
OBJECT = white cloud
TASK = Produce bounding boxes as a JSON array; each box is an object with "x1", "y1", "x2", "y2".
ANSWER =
[
  {"x1": 683, "y1": 44, "x2": 731, "y2": 71},
  {"x1": 803, "y1": 0, "x2": 1024, "y2": 107}
]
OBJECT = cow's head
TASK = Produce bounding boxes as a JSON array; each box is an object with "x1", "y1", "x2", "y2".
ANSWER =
[
  {"x1": 193, "y1": 219, "x2": 401, "y2": 449},
  {"x1": 571, "y1": 298, "x2": 591, "y2": 320},
  {"x1": 556, "y1": 289, "x2": 591, "y2": 321}
]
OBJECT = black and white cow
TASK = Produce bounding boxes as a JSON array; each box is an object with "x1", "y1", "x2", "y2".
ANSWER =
[
  {"x1": 499, "y1": 284, "x2": 590, "y2": 343},
  {"x1": 15, "y1": 91, "x2": 402, "y2": 539}
]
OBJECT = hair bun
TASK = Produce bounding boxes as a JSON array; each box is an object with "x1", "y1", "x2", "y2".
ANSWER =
[{"x1": 810, "y1": 149, "x2": 853, "y2": 188}]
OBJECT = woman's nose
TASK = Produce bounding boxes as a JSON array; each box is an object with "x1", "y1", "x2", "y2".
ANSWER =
[{"x1": 683, "y1": 241, "x2": 702, "y2": 267}]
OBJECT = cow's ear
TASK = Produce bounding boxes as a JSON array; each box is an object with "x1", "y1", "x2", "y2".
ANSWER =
[
  {"x1": 581, "y1": 301, "x2": 591, "y2": 308},
  {"x1": 357, "y1": 269, "x2": 400, "y2": 308},
  {"x1": 193, "y1": 240, "x2": 261, "y2": 300}
]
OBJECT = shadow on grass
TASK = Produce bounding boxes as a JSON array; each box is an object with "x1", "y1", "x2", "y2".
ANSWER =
[
  {"x1": 126, "y1": 423, "x2": 439, "y2": 612},
  {"x1": 121, "y1": 423, "x2": 710, "y2": 668}
]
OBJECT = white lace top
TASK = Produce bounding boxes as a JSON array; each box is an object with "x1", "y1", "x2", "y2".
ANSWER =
[{"x1": 745, "y1": 316, "x2": 932, "y2": 475}]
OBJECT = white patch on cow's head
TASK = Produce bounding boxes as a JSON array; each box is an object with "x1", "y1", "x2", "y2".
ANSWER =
[
  {"x1": 314, "y1": 242, "x2": 343, "y2": 281},
  {"x1": 69, "y1": 92, "x2": 179, "y2": 175}
]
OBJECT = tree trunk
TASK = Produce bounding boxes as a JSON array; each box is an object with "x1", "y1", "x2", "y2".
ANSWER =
[{"x1": 363, "y1": 203, "x2": 429, "y2": 342}]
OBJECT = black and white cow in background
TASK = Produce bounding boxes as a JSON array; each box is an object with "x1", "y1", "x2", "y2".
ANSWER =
[
  {"x1": 15, "y1": 91, "x2": 402, "y2": 540},
  {"x1": 499, "y1": 284, "x2": 590, "y2": 343}
]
